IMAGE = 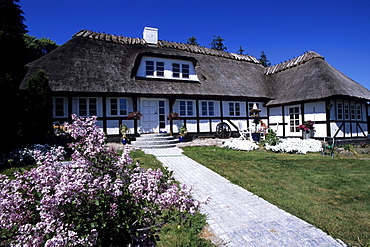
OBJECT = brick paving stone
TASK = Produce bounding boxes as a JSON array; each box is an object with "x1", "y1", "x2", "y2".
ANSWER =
[{"x1": 143, "y1": 147, "x2": 346, "y2": 246}]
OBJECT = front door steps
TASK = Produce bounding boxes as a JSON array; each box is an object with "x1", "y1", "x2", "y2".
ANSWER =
[{"x1": 132, "y1": 133, "x2": 179, "y2": 149}]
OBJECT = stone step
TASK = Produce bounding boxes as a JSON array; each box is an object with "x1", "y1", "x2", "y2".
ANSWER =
[
  {"x1": 135, "y1": 144, "x2": 179, "y2": 149},
  {"x1": 136, "y1": 136, "x2": 175, "y2": 141},
  {"x1": 132, "y1": 133, "x2": 179, "y2": 149}
]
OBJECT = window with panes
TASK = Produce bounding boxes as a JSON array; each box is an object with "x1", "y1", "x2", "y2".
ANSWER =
[
  {"x1": 146, "y1": 60, "x2": 164, "y2": 77},
  {"x1": 201, "y1": 101, "x2": 214, "y2": 116},
  {"x1": 54, "y1": 98, "x2": 66, "y2": 117},
  {"x1": 337, "y1": 102, "x2": 343, "y2": 120},
  {"x1": 179, "y1": 100, "x2": 194, "y2": 116},
  {"x1": 289, "y1": 106, "x2": 300, "y2": 132},
  {"x1": 229, "y1": 102, "x2": 241, "y2": 116},
  {"x1": 79, "y1": 98, "x2": 97, "y2": 116},
  {"x1": 109, "y1": 98, "x2": 127, "y2": 116}
]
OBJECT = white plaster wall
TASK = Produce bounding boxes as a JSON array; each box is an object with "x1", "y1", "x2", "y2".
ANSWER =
[
  {"x1": 186, "y1": 120, "x2": 197, "y2": 132},
  {"x1": 199, "y1": 120, "x2": 210, "y2": 132},
  {"x1": 304, "y1": 101, "x2": 326, "y2": 122}
]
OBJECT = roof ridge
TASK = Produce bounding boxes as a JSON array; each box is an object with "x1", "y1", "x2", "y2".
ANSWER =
[
  {"x1": 265, "y1": 51, "x2": 324, "y2": 75},
  {"x1": 73, "y1": 29, "x2": 261, "y2": 64}
]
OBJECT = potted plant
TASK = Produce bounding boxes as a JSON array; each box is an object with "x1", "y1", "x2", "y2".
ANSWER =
[
  {"x1": 298, "y1": 120, "x2": 315, "y2": 139},
  {"x1": 179, "y1": 124, "x2": 188, "y2": 142},
  {"x1": 249, "y1": 103, "x2": 262, "y2": 142},
  {"x1": 251, "y1": 117, "x2": 261, "y2": 142},
  {"x1": 120, "y1": 123, "x2": 130, "y2": 144},
  {"x1": 127, "y1": 111, "x2": 143, "y2": 120},
  {"x1": 167, "y1": 112, "x2": 180, "y2": 120}
]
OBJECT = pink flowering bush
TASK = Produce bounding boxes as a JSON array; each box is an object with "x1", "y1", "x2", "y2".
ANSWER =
[
  {"x1": 0, "y1": 114, "x2": 202, "y2": 246},
  {"x1": 298, "y1": 120, "x2": 315, "y2": 133}
]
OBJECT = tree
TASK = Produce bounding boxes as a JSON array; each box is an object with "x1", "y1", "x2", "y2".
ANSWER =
[
  {"x1": 237, "y1": 46, "x2": 245, "y2": 55},
  {"x1": 24, "y1": 34, "x2": 59, "y2": 62},
  {"x1": 0, "y1": 0, "x2": 28, "y2": 82},
  {"x1": 23, "y1": 70, "x2": 53, "y2": 143},
  {"x1": 186, "y1": 36, "x2": 199, "y2": 46},
  {"x1": 259, "y1": 50, "x2": 271, "y2": 67},
  {"x1": 0, "y1": 0, "x2": 29, "y2": 153},
  {"x1": 209, "y1": 35, "x2": 227, "y2": 51}
]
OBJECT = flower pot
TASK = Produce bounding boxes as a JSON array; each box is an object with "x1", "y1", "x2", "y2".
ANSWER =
[
  {"x1": 302, "y1": 131, "x2": 314, "y2": 139},
  {"x1": 121, "y1": 139, "x2": 127, "y2": 144},
  {"x1": 252, "y1": 133, "x2": 261, "y2": 142},
  {"x1": 179, "y1": 136, "x2": 185, "y2": 142}
]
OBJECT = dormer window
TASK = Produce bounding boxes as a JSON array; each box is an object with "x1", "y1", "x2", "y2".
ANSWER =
[
  {"x1": 146, "y1": 61, "x2": 164, "y2": 77},
  {"x1": 137, "y1": 56, "x2": 198, "y2": 81},
  {"x1": 172, "y1": 63, "x2": 180, "y2": 78}
]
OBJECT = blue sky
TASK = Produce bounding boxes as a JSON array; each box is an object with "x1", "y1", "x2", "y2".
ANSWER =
[{"x1": 21, "y1": 0, "x2": 370, "y2": 89}]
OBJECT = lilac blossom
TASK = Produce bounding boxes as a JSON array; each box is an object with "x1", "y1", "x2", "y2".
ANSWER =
[{"x1": 0, "y1": 114, "x2": 204, "y2": 246}]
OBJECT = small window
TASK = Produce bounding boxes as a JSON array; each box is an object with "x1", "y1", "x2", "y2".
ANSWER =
[
  {"x1": 356, "y1": 104, "x2": 361, "y2": 120},
  {"x1": 54, "y1": 98, "x2": 65, "y2": 117},
  {"x1": 344, "y1": 103, "x2": 350, "y2": 120},
  {"x1": 179, "y1": 100, "x2": 194, "y2": 116},
  {"x1": 182, "y1": 64, "x2": 190, "y2": 78},
  {"x1": 289, "y1": 106, "x2": 300, "y2": 132},
  {"x1": 201, "y1": 101, "x2": 214, "y2": 116},
  {"x1": 337, "y1": 102, "x2": 343, "y2": 120},
  {"x1": 89, "y1": 98, "x2": 97, "y2": 116},
  {"x1": 79, "y1": 98, "x2": 97, "y2": 116},
  {"x1": 109, "y1": 98, "x2": 127, "y2": 116},
  {"x1": 79, "y1": 98, "x2": 87, "y2": 116},
  {"x1": 145, "y1": 61, "x2": 154, "y2": 76},
  {"x1": 172, "y1": 63, "x2": 180, "y2": 78},
  {"x1": 350, "y1": 104, "x2": 356, "y2": 120},
  {"x1": 229, "y1": 102, "x2": 241, "y2": 116},
  {"x1": 156, "y1": 62, "x2": 164, "y2": 77}
]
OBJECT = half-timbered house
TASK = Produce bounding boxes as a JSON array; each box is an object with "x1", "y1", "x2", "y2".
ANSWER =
[{"x1": 20, "y1": 28, "x2": 370, "y2": 142}]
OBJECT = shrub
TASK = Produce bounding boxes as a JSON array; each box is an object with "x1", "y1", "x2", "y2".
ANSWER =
[
  {"x1": 0, "y1": 115, "x2": 203, "y2": 246},
  {"x1": 260, "y1": 128, "x2": 281, "y2": 146},
  {"x1": 1, "y1": 144, "x2": 66, "y2": 168},
  {"x1": 222, "y1": 138, "x2": 259, "y2": 151},
  {"x1": 265, "y1": 138, "x2": 322, "y2": 154}
]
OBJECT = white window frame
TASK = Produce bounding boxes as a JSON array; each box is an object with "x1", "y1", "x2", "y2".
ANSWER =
[
  {"x1": 137, "y1": 56, "x2": 198, "y2": 81},
  {"x1": 337, "y1": 102, "x2": 343, "y2": 120},
  {"x1": 179, "y1": 100, "x2": 195, "y2": 116},
  {"x1": 78, "y1": 98, "x2": 98, "y2": 117},
  {"x1": 356, "y1": 104, "x2": 362, "y2": 120},
  {"x1": 107, "y1": 98, "x2": 128, "y2": 117},
  {"x1": 344, "y1": 102, "x2": 350, "y2": 120},
  {"x1": 229, "y1": 102, "x2": 241, "y2": 116},
  {"x1": 200, "y1": 101, "x2": 215, "y2": 116},
  {"x1": 288, "y1": 106, "x2": 300, "y2": 133},
  {"x1": 53, "y1": 97, "x2": 68, "y2": 118}
]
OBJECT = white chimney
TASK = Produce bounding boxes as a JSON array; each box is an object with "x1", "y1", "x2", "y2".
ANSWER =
[{"x1": 143, "y1": 27, "x2": 158, "y2": 44}]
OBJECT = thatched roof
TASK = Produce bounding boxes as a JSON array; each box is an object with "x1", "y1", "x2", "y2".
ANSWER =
[
  {"x1": 20, "y1": 29, "x2": 370, "y2": 105},
  {"x1": 20, "y1": 29, "x2": 269, "y2": 99},
  {"x1": 266, "y1": 52, "x2": 370, "y2": 105}
]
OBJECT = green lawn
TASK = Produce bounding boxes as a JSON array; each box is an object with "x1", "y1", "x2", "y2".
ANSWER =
[{"x1": 181, "y1": 146, "x2": 370, "y2": 246}]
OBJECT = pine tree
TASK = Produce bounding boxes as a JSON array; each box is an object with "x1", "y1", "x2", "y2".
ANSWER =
[
  {"x1": 0, "y1": 0, "x2": 28, "y2": 82},
  {"x1": 259, "y1": 50, "x2": 271, "y2": 67},
  {"x1": 186, "y1": 36, "x2": 199, "y2": 46},
  {"x1": 209, "y1": 35, "x2": 227, "y2": 51},
  {"x1": 0, "y1": 0, "x2": 29, "y2": 153},
  {"x1": 237, "y1": 46, "x2": 245, "y2": 55}
]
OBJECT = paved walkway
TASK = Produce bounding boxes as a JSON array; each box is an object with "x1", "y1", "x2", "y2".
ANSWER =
[{"x1": 143, "y1": 147, "x2": 346, "y2": 247}]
